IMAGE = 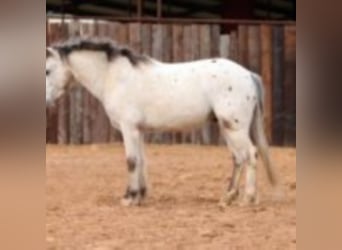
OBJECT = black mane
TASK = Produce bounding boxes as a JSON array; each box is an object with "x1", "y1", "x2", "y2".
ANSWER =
[{"x1": 52, "y1": 38, "x2": 150, "y2": 66}]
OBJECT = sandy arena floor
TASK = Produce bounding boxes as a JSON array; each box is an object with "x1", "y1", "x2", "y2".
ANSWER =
[{"x1": 46, "y1": 144, "x2": 296, "y2": 250}]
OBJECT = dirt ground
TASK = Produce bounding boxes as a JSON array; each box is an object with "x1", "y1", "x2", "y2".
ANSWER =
[{"x1": 46, "y1": 144, "x2": 296, "y2": 250}]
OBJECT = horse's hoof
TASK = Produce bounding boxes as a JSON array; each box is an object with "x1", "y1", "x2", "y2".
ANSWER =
[
  {"x1": 239, "y1": 194, "x2": 259, "y2": 206},
  {"x1": 121, "y1": 197, "x2": 133, "y2": 206},
  {"x1": 121, "y1": 197, "x2": 143, "y2": 206},
  {"x1": 219, "y1": 190, "x2": 239, "y2": 207},
  {"x1": 218, "y1": 199, "x2": 228, "y2": 209}
]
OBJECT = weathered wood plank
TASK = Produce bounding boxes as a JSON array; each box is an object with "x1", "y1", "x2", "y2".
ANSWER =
[
  {"x1": 141, "y1": 23, "x2": 152, "y2": 55},
  {"x1": 284, "y1": 25, "x2": 296, "y2": 146},
  {"x1": 229, "y1": 31, "x2": 238, "y2": 61},
  {"x1": 220, "y1": 34, "x2": 230, "y2": 58},
  {"x1": 129, "y1": 23, "x2": 142, "y2": 52},
  {"x1": 238, "y1": 25, "x2": 249, "y2": 67},
  {"x1": 46, "y1": 22, "x2": 60, "y2": 144},
  {"x1": 272, "y1": 25, "x2": 285, "y2": 145},
  {"x1": 260, "y1": 25, "x2": 273, "y2": 143},
  {"x1": 172, "y1": 25, "x2": 184, "y2": 62},
  {"x1": 248, "y1": 25, "x2": 261, "y2": 73}
]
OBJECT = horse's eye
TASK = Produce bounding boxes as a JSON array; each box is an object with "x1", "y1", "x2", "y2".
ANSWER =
[{"x1": 46, "y1": 70, "x2": 51, "y2": 76}]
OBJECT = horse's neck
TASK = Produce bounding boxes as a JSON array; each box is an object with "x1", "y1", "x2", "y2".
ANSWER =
[{"x1": 67, "y1": 51, "x2": 108, "y2": 101}]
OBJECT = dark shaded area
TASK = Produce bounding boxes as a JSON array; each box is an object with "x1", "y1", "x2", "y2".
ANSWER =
[{"x1": 46, "y1": 0, "x2": 296, "y2": 21}]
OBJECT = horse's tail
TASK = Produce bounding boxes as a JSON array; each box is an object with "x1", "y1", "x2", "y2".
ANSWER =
[{"x1": 250, "y1": 73, "x2": 278, "y2": 187}]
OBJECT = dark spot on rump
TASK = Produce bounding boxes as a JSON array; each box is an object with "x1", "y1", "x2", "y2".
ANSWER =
[
  {"x1": 212, "y1": 74, "x2": 217, "y2": 78},
  {"x1": 222, "y1": 119, "x2": 232, "y2": 129},
  {"x1": 212, "y1": 59, "x2": 217, "y2": 63},
  {"x1": 126, "y1": 157, "x2": 136, "y2": 172},
  {"x1": 234, "y1": 119, "x2": 239, "y2": 124},
  {"x1": 228, "y1": 86, "x2": 233, "y2": 92},
  {"x1": 247, "y1": 95, "x2": 250, "y2": 101}
]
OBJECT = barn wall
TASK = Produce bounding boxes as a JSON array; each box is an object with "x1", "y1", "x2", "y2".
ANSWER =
[{"x1": 46, "y1": 18, "x2": 296, "y2": 146}]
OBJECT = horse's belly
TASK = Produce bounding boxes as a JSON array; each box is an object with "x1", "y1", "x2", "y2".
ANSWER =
[{"x1": 143, "y1": 96, "x2": 210, "y2": 131}]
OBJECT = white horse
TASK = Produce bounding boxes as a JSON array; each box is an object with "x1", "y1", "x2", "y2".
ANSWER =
[{"x1": 46, "y1": 38, "x2": 277, "y2": 206}]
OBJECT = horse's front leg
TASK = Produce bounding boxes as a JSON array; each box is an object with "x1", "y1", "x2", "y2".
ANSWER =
[{"x1": 121, "y1": 125, "x2": 147, "y2": 206}]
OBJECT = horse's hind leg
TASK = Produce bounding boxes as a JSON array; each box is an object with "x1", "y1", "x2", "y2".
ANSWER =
[
  {"x1": 121, "y1": 125, "x2": 146, "y2": 206},
  {"x1": 219, "y1": 127, "x2": 257, "y2": 206},
  {"x1": 243, "y1": 144, "x2": 258, "y2": 205}
]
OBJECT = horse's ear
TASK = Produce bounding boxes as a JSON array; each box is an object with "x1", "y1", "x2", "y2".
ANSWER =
[{"x1": 46, "y1": 47, "x2": 58, "y2": 58}]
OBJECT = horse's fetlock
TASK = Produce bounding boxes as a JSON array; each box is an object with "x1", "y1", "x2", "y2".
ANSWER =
[
  {"x1": 126, "y1": 156, "x2": 137, "y2": 172},
  {"x1": 124, "y1": 186, "x2": 147, "y2": 199},
  {"x1": 140, "y1": 186, "x2": 147, "y2": 198},
  {"x1": 124, "y1": 187, "x2": 138, "y2": 199}
]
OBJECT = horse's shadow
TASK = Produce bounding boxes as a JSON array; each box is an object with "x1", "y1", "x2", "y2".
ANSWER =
[
  {"x1": 95, "y1": 186, "x2": 291, "y2": 209},
  {"x1": 95, "y1": 193, "x2": 221, "y2": 208}
]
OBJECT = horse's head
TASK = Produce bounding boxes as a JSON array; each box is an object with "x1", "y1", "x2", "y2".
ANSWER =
[{"x1": 46, "y1": 47, "x2": 71, "y2": 106}]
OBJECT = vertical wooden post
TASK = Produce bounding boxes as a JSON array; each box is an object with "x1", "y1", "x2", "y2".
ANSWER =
[
  {"x1": 272, "y1": 25, "x2": 285, "y2": 145},
  {"x1": 261, "y1": 25, "x2": 273, "y2": 143},
  {"x1": 157, "y1": 0, "x2": 162, "y2": 20},
  {"x1": 238, "y1": 25, "x2": 249, "y2": 67},
  {"x1": 137, "y1": 0, "x2": 143, "y2": 19},
  {"x1": 284, "y1": 25, "x2": 296, "y2": 146},
  {"x1": 247, "y1": 25, "x2": 261, "y2": 73},
  {"x1": 220, "y1": 34, "x2": 230, "y2": 58},
  {"x1": 46, "y1": 22, "x2": 58, "y2": 144},
  {"x1": 229, "y1": 31, "x2": 238, "y2": 61}
]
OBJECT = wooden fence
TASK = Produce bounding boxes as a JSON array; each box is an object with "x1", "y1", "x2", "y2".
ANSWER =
[{"x1": 46, "y1": 18, "x2": 296, "y2": 146}]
